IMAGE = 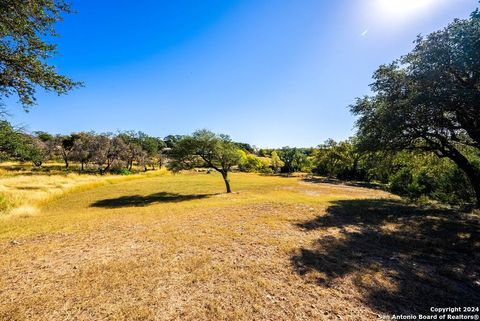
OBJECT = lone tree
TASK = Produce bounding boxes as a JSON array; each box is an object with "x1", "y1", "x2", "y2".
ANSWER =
[
  {"x1": 0, "y1": 0, "x2": 81, "y2": 111},
  {"x1": 351, "y1": 8, "x2": 480, "y2": 205},
  {"x1": 56, "y1": 134, "x2": 77, "y2": 169},
  {"x1": 168, "y1": 129, "x2": 242, "y2": 193}
]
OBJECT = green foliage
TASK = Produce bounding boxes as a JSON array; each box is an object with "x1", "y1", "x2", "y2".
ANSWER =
[
  {"x1": 258, "y1": 149, "x2": 272, "y2": 157},
  {"x1": 55, "y1": 134, "x2": 78, "y2": 168},
  {"x1": 389, "y1": 168, "x2": 414, "y2": 196},
  {"x1": 0, "y1": 120, "x2": 22, "y2": 160},
  {"x1": 16, "y1": 136, "x2": 48, "y2": 166},
  {"x1": 168, "y1": 129, "x2": 242, "y2": 192},
  {"x1": 387, "y1": 152, "x2": 475, "y2": 204},
  {"x1": 435, "y1": 165, "x2": 476, "y2": 204},
  {"x1": 110, "y1": 168, "x2": 132, "y2": 175},
  {"x1": 309, "y1": 135, "x2": 476, "y2": 205},
  {"x1": 163, "y1": 135, "x2": 186, "y2": 148},
  {"x1": 278, "y1": 147, "x2": 310, "y2": 173},
  {"x1": 0, "y1": 113, "x2": 476, "y2": 205},
  {"x1": 0, "y1": 120, "x2": 52, "y2": 166},
  {"x1": 270, "y1": 151, "x2": 284, "y2": 173},
  {"x1": 239, "y1": 151, "x2": 272, "y2": 173},
  {"x1": 71, "y1": 132, "x2": 95, "y2": 170},
  {"x1": 313, "y1": 139, "x2": 365, "y2": 180},
  {"x1": 168, "y1": 129, "x2": 241, "y2": 172},
  {"x1": 34, "y1": 131, "x2": 54, "y2": 143},
  {"x1": 350, "y1": 7, "x2": 480, "y2": 205},
  {"x1": 0, "y1": 0, "x2": 81, "y2": 109},
  {"x1": 235, "y1": 142, "x2": 255, "y2": 154}
]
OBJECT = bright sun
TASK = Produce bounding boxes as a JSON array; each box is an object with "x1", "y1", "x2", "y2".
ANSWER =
[{"x1": 376, "y1": 0, "x2": 436, "y2": 19}]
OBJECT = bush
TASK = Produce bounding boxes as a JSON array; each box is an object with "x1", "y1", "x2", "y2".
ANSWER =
[
  {"x1": 389, "y1": 168, "x2": 411, "y2": 194},
  {"x1": 258, "y1": 167, "x2": 274, "y2": 174},
  {"x1": 432, "y1": 164, "x2": 475, "y2": 205},
  {"x1": 110, "y1": 168, "x2": 132, "y2": 175},
  {"x1": 389, "y1": 167, "x2": 434, "y2": 201},
  {"x1": 388, "y1": 160, "x2": 475, "y2": 205}
]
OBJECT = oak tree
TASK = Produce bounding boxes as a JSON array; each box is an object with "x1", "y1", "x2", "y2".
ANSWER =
[
  {"x1": 351, "y1": 8, "x2": 480, "y2": 205},
  {"x1": 0, "y1": 0, "x2": 81, "y2": 111},
  {"x1": 168, "y1": 129, "x2": 241, "y2": 193}
]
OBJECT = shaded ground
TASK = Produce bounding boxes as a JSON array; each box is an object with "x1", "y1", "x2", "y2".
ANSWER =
[
  {"x1": 0, "y1": 173, "x2": 478, "y2": 320},
  {"x1": 91, "y1": 192, "x2": 213, "y2": 208},
  {"x1": 291, "y1": 199, "x2": 480, "y2": 315},
  {"x1": 302, "y1": 176, "x2": 385, "y2": 190}
]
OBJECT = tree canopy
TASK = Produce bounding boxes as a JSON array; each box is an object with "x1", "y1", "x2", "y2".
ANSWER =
[
  {"x1": 351, "y1": 8, "x2": 480, "y2": 205},
  {"x1": 168, "y1": 129, "x2": 242, "y2": 193},
  {"x1": 278, "y1": 147, "x2": 310, "y2": 173},
  {"x1": 0, "y1": 0, "x2": 80, "y2": 110}
]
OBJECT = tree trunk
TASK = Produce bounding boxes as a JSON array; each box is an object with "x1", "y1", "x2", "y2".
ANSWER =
[
  {"x1": 222, "y1": 171, "x2": 232, "y2": 193},
  {"x1": 351, "y1": 156, "x2": 359, "y2": 179},
  {"x1": 446, "y1": 148, "x2": 480, "y2": 207},
  {"x1": 81, "y1": 162, "x2": 84, "y2": 171},
  {"x1": 102, "y1": 159, "x2": 111, "y2": 175},
  {"x1": 64, "y1": 157, "x2": 69, "y2": 169}
]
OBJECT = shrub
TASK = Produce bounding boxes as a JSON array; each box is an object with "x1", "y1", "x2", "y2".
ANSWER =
[
  {"x1": 388, "y1": 160, "x2": 475, "y2": 205},
  {"x1": 432, "y1": 164, "x2": 475, "y2": 205},
  {"x1": 389, "y1": 168, "x2": 413, "y2": 196},
  {"x1": 110, "y1": 168, "x2": 132, "y2": 175}
]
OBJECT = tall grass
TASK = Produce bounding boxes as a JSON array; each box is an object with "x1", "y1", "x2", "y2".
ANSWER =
[{"x1": 0, "y1": 163, "x2": 169, "y2": 217}]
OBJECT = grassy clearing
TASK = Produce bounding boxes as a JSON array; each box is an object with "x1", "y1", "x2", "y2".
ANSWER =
[
  {"x1": 0, "y1": 172, "x2": 478, "y2": 320},
  {"x1": 0, "y1": 162, "x2": 168, "y2": 217}
]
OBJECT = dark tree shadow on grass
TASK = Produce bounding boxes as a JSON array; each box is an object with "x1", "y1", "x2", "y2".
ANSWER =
[
  {"x1": 291, "y1": 199, "x2": 480, "y2": 315},
  {"x1": 90, "y1": 192, "x2": 213, "y2": 208},
  {"x1": 302, "y1": 176, "x2": 384, "y2": 190}
]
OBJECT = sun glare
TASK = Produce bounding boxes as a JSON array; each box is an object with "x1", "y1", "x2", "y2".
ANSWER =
[{"x1": 376, "y1": 0, "x2": 436, "y2": 20}]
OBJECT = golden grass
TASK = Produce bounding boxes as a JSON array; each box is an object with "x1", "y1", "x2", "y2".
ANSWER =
[
  {"x1": 0, "y1": 171, "x2": 478, "y2": 320},
  {"x1": 0, "y1": 163, "x2": 168, "y2": 217}
]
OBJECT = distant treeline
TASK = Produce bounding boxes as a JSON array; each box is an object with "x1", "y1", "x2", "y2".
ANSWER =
[
  {"x1": 258, "y1": 140, "x2": 476, "y2": 206},
  {"x1": 0, "y1": 120, "x2": 476, "y2": 206}
]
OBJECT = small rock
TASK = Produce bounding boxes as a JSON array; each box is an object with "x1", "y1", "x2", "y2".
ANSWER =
[{"x1": 10, "y1": 240, "x2": 20, "y2": 245}]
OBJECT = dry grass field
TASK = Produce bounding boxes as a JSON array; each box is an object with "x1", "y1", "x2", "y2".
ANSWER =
[
  {"x1": 0, "y1": 162, "x2": 167, "y2": 217},
  {"x1": 0, "y1": 171, "x2": 479, "y2": 320}
]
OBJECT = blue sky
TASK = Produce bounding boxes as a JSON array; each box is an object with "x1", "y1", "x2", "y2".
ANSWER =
[{"x1": 7, "y1": 0, "x2": 478, "y2": 147}]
